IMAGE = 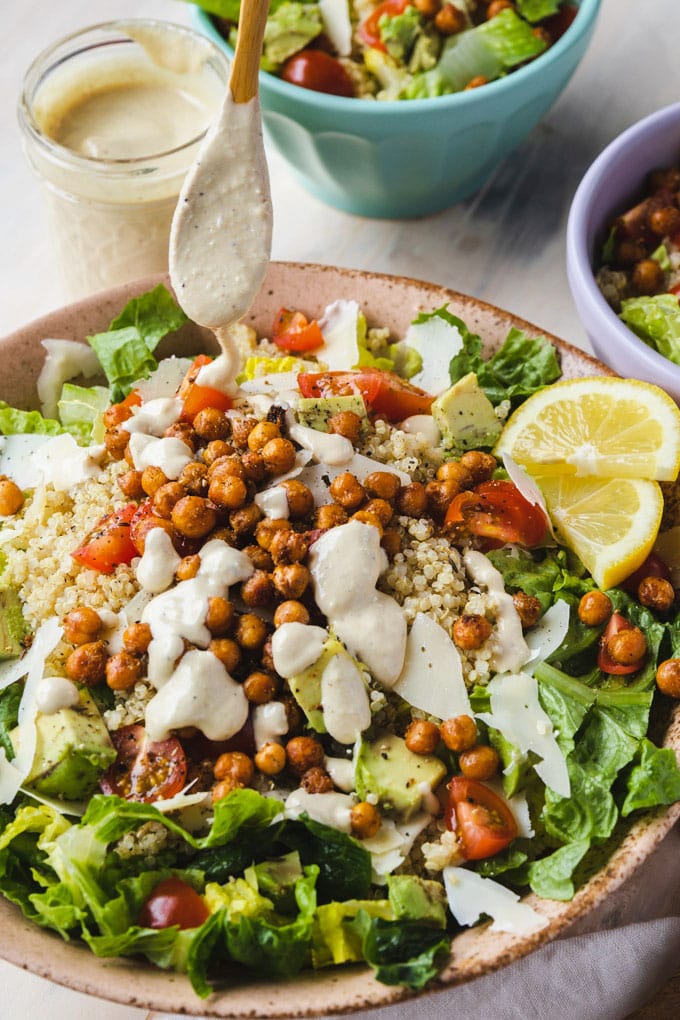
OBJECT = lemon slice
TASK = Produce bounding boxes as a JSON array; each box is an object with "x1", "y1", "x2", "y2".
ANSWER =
[
  {"x1": 537, "y1": 475, "x2": 664, "y2": 589},
  {"x1": 495, "y1": 378, "x2": 680, "y2": 481}
]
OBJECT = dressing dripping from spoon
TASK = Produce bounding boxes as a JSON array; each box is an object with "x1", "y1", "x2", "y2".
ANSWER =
[{"x1": 169, "y1": 0, "x2": 272, "y2": 393}]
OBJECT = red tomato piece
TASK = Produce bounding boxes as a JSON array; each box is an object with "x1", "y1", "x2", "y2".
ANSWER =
[
  {"x1": 272, "y1": 307, "x2": 325, "y2": 353},
  {"x1": 444, "y1": 480, "x2": 548, "y2": 548},
  {"x1": 297, "y1": 368, "x2": 433, "y2": 421},
  {"x1": 597, "y1": 611, "x2": 645, "y2": 675},
  {"x1": 358, "y1": 0, "x2": 410, "y2": 51},
  {"x1": 177, "y1": 354, "x2": 233, "y2": 423},
  {"x1": 71, "y1": 503, "x2": 139, "y2": 574},
  {"x1": 100, "y1": 724, "x2": 188, "y2": 803},
  {"x1": 281, "y1": 50, "x2": 354, "y2": 97},
  {"x1": 445, "y1": 777, "x2": 519, "y2": 861},
  {"x1": 139, "y1": 877, "x2": 209, "y2": 930},
  {"x1": 621, "y1": 552, "x2": 672, "y2": 593}
]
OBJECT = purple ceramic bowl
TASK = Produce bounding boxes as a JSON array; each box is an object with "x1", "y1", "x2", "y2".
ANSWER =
[{"x1": 566, "y1": 101, "x2": 680, "y2": 402}]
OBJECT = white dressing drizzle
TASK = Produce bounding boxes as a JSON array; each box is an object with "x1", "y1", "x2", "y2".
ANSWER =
[
  {"x1": 324, "y1": 756, "x2": 355, "y2": 793},
  {"x1": 35, "y1": 676, "x2": 80, "y2": 715},
  {"x1": 320, "y1": 653, "x2": 371, "y2": 745},
  {"x1": 463, "y1": 549, "x2": 530, "y2": 673},
  {"x1": 254, "y1": 485, "x2": 289, "y2": 520},
  {"x1": 252, "y1": 701, "x2": 289, "y2": 750},
  {"x1": 400, "y1": 414, "x2": 441, "y2": 445},
  {"x1": 287, "y1": 422, "x2": 354, "y2": 467},
  {"x1": 127, "y1": 433, "x2": 193, "y2": 479},
  {"x1": 271, "y1": 623, "x2": 328, "y2": 678},
  {"x1": 284, "y1": 789, "x2": 354, "y2": 833},
  {"x1": 136, "y1": 527, "x2": 181, "y2": 594},
  {"x1": 122, "y1": 396, "x2": 182, "y2": 436}
]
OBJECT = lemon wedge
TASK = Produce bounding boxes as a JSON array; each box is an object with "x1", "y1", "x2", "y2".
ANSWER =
[
  {"x1": 536, "y1": 475, "x2": 664, "y2": 589},
  {"x1": 495, "y1": 377, "x2": 680, "y2": 481}
]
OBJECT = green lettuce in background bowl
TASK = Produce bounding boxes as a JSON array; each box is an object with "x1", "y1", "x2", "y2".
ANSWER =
[{"x1": 185, "y1": 0, "x2": 602, "y2": 218}]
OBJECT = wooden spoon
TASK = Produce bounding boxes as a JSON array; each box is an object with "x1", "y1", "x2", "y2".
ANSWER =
[{"x1": 169, "y1": 0, "x2": 272, "y2": 333}]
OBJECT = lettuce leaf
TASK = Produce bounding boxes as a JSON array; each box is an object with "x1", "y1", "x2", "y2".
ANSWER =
[
  {"x1": 449, "y1": 326, "x2": 560, "y2": 406},
  {"x1": 57, "y1": 383, "x2": 110, "y2": 444},
  {"x1": 619, "y1": 293, "x2": 680, "y2": 366},
  {"x1": 516, "y1": 0, "x2": 563, "y2": 22},
  {"x1": 621, "y1": 739, "x2": 680, "y2": 816},
  {"x1": 527, "y1": 838, "x2": 590, "y2": 900},
  {"x1": 0, "y1": 403, "x2": 63, "y2": 437},
  {"x1": 350, "y1": 910, "x2": 452, "y2": 990}
]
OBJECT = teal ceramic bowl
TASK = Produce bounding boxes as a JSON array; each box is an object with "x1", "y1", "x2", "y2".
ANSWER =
[{"x1": 195, "y1": 0, "x2": 601, "y2": 219}]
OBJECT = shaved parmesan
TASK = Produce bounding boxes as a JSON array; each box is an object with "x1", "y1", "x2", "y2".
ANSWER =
[
  {"x1": 364, "y1": 812, "x2": 431, "y2": 879},
  {"x1": 393, "y1": 612, "x2": 471, "y2": 719},
  {"x1": 135, "y1": 356, "x2": 193, "y2": 400},
  {"x1": 525, "y1": 599, "x2": 571, "y2": 668},
  {"x1": 443, "y1": 867, "x2": 548, "y2": 935},
  {"x1": 319, "y1": 0, "x2": 352, "y2": 55},
  {"x1": 37, "y1": 338, "x2": 102, "y2": 419},
  {"x1": 318, "y1": 300, "x2": 361, "y2": 371},
  {"x1": 477, "y1": 671, "x2": 570, "y2": 797},
  {"x1": 404, "y1": 315, "x2": 463, "y2": 396}
]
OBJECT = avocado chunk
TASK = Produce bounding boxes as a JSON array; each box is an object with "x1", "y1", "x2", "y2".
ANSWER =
[
  {"x1": 431, "y1": 372, "x2": 501, "y2": 451},
  {"x1": 288, "y1": 637, "x2": 368, "y2": 734},
  {"x1": 296, "y1": 395, "x2": 367, "y2": 433},
  {"x1": 0, "y1": 587, "x2": 27, "y2": 661},
  {"x1": 355, "y1": 733, "x2": 446, "y2": 819},
  {"x1": 15, "y1": 688, "x2": 116, "y2": 800}
]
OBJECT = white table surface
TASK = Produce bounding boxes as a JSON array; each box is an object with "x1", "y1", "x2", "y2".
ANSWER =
[{"x1": 1, "y1": 0, "x2": 680, "y2": 1016}]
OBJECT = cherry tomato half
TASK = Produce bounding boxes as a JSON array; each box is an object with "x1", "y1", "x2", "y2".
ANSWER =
[
  {"x1": 100, "y1": 724, "x2": 188, "y2": 803},
  {"x1": 281, "y1": 49, "x2": 354, "y2": 97},
  {"x1": 71, "y1": 503, "x2": 139, "y2": 574},
  {"x1": 446, "y1": 777, "x2": 519, "y2": 861},
  {"x1": 139, "y1": 877, "x2": 209, "y2": 930},
  {"x1": 272, "y1": 307, "x2": 324, "y2": 353},
  {"x1": 297, "y1": 368, "x2": 433, "y2": 421},
  {"x1": 358, "y1": 0, "x2": 409, "y2": 51},
  {"x1": 621, "y1": 553, "x2": 672, "y2": 593},
  {"x1": 597, "y1": 611, "x2": 646, "y2": 675},
  {"x1": 177, "y1": 354, "x2": 233, "y2": 423},
  {"x1": 444, "y1": 480, "x2": 548, "y2": 548}
]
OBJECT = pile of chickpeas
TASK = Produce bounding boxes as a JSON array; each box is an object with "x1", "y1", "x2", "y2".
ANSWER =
[{"x1": 55, "y1": 390, "x2": 680, "y2": 829}]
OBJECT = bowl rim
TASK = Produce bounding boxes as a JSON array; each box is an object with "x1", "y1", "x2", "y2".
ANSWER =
[
  {"x1": 566, "y1": 100, "x2": 680, "y2": 382},
  {"x1": 194, "y1": 0, "x2": 602, "y2": 116}
]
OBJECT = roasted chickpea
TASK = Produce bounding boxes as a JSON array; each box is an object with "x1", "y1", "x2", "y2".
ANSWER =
[
  {"x1": 176, "y1": 554, "x2": 200, "y2": 581},
  {"x1": 279, "y1": 479, "x2": 314, "y2": 519},
  {"x1": 269, "y1": 529, "x2": 309, "y2": 565},
  {"x1": 425, "y1": 478, "x2": 460, "y2": 517},
  {"x1": 193, "y1": 406, "x2": 230, "y2": 441},
  {"x1": 209, "y1": 638, "x2": 241, "y2": 672},
  {"x1": 103, "y1": 427, "x2": 131, "y2": 461},
  {"x1": 273, "y1": 563, "x2": 310, "y2": 600},
  {"x1": 632, "y1": 258, "x2": 665, "y2": 295},
  {"x1": 638, "y1": 576, "x2": 675, "y2": 613},
  {"x1": 458, "y1": 744, "x2": 500, "y2": 781},
  {"x1": 487, "y1": 0, "x2": 514, "y2": 17},
  {"x1": 459, "y1": 451, "x2": 497, "y2": 485},
  {"x1": 351, "y1": 509, "x2": 384, "y2": 534},
  {"x1": 171, "y1": 495, "x2": 217, "y2": 539},
  {"x1": 178, "y1": 461, "x2": 209, "y2": 496},
  {"x1": 648, "y1": 167, "x2": 680, "y2": 191},
  {"x1": 130, "y1": 514, "x2": 176, "y2": 555},
  {"x1": 364, "y1": 471, "x2": 401, "y2": 502},
  {"x1": 452, "y1": 614, "x2": 492, "y2": 650},
  {"x1": 65, "y1": 640, "x2": 108, "y2": 686},
  {"x1": 214, "y1": 750, "x2": 254, "y2": 785},
  {"x1": 395, "y1": 481, "x2": 428, "y2": 518},
  {"x1": 208, "y1": 474, "x2": 248, "y2": 511},
  {"x1": 281, "y1": 692, "x2": 303, "y2": 733},
  {"x1": 381, "y1": 527, "x2": 402, "y2": 557},
  {"x1": 607, "y1": 627, "x2": 647, "y2": 666},
  {"x1": 235, "y1": 613, "x2": 268, "y2": 651},
  {"x1": 405, "y1": 719, "x2": 440, "y2": 754},
  {"x1": 441, "y1": 714, "x2": 478, "y2": 753},
  {"x1": 203, "y1": 439, "x2": 235, "y2": 465},
  {"x1": 656, "y1": 659, "x2": 680, "y2": 698},
  {"x1": 350, "y1": 802, "x2": 381, "y2": 839},
  {"x1": 254, "y1": 741, "x2": 287, "y2": 776},
  {"x1": 241, "y1": 571, "x2": 276, "y2": 608},
  {"x1": 164, "y1": 421, "x2": 196, "y2": 450},
  {"x1": 464, "y1": 75, "x2": 490, "y2": 90},
  {"x1": 649, "y1": 205, "x2": 680, "y2": 237},
  {"x1": 63, "y1": 607, "x2": 103, "y2": 645},
  {"x1": 247, "y1": 420, "x2": 280, "y2": 452},
  {"x1": 362, "y1": 498, "x2": 393, "y2": 526},
  {"x1": 244, "y1": 544, "x2": 274, "y2": 571},
  {"x1": 413, "y1": 0, "x2": 440, "y2": 17},
  {"x1": 229, "y1": 503, "x2": 263, "y2": 540},
  {"x1": 330, "y1": 472, "x2": 366, "y2": 511},
  {"x1": 140, "y1": 465, "x2": 168, "y2": 497},
  {"x1": 262, "y1": 437, "x2": 297, "y2": 475},
  {"x1": 241, "y1": 450, "x2": 267, "y2": 483},
  {"x1": 106, "y1": 650, "x2": 142, "y2": 691},
  {"x1": 328, "y1": 410, "x2": 362, "y2": 442},
  {"x1": 152, "y1": 481, "x2": 186, "y2": 519},
  {"x1": 103, "y1": 402, "x2": 133, "y2": 429},
  {"x1": 614, "y1": 239, "x2": 647, "y2": 267},
  {"x1": 285, "y1": 735, "x2": 325, "y2": 775},
  {"x1": 313, "y1": 503, "x2": 348, "y2": 529},
  {"x1": 208, "y1": 455, "x2": 247, "y2": 481},
  {"x1": 243, "y1": 670, "x2": 279, "y2": 704},
  {"x1": 206, "y1": 596, "x2": 235, "y2": 635},
  {"x1": 255, "y1": 517, "x2": 292, "y2": 550},
  {"x1": 301, "y1": 766, "x2": 334, "y2": 794},
  {"x1": 512, "y1": 592, "x2": 542, "y2": 629},
  {"x1": 578, "y1": 590, "x2": 613, "y2": 627},
  {"x1": 435, "y1": 460, "x2": 474, "y2": 491},
  {"x1": 122, "y1": 622, "x2": 152, "y2": 655},
  {"x1": 435, "y1": 1, "x2": 466, "y2": 32},
  {"x1": 230, "y1": 416, "x2": 258, "y2": 448},
  {"x1": 117, "y1": 469, "x2": 145, "y2": 500},
  {"x1": 212, "y1": 776, "x2": 244, "y2": 801},
  {"x1": 274, "y1": 600, "x2": 310, "y2": 627}
]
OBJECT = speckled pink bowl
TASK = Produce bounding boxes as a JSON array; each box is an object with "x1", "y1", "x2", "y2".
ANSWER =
[{"x1": 0, "y1": 263, "x2": 678, "y2": 1018}]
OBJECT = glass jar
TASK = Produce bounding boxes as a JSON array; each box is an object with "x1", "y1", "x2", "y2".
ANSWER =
[{"x1": 18, "y1": 20, "x2": 229, "y2": 301}]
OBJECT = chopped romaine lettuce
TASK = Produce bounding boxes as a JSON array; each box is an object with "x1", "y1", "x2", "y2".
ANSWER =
[
  {"x1": 0, "y1": 403, "x2": 64, "y2": 438},
  {"x1": 619, "y1": 293, "x2": 680, "y2": 366},
  {"x1": 516, "y1": 0, "x2": 563, "y2": 23},
  {"x1": 57, "y1": 384, "x2": 110, "y2": 445},
  {"x1": 449, "y1": 324, "x2": 561, "y2": 406},
  {"x1": 262, "y1": 2, "x2": 323, "y2": 72},
  {"x1": 380, "y1": 7, "x2": 422, "y2": 63}
]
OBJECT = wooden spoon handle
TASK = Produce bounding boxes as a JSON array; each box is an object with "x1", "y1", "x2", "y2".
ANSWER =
[{"x1": 229, "y1": 0, "x2": 270, "y2": 104}]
